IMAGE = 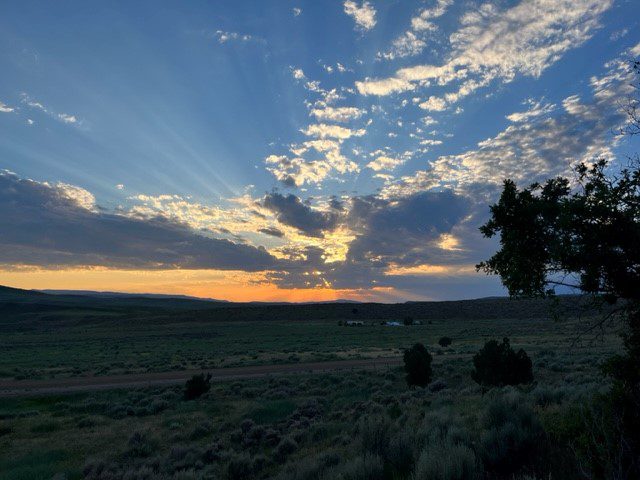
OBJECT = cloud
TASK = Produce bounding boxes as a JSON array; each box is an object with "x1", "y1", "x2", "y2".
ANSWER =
[
  {"x1": 0, "y1": 171, "x2": 278, "y2": 271},
  {"x1": 20, "y1": 93, "x2": 81, "y2": 126},
  {"x1": 343, "y1": 1, "x2": 377, "y2": 31},
  {"x1": 214, "y1": 30, "x2": 254, "y2": 43},
  {"x1": 291, "y1": 68, "x2": 306, "y2": 80},
  {"x1": 263, "y1": 192, "x2": 338, "y2": 237},
  {"x1": 357, "y1": 0, "x2": 612, "y2": 104},
  {"x1": 379, "y1": 0, "x2": 452, "y2": 61},
  {"x1": 506, "y1": 99, "x2": 556, "y2": 123},
  {"x1": 258, "y1": 226, "x2": 285, "y2": 238},
  {"x1": 419, "y1": 96, "x2": 447, "y2": 111},
  {"x1": 310, "y1": 106, "x2": 365, "y2": 123},
  {"x1": 0, "y1": 101, "x2": 14, "y2": 113},
  {"x1": 265, "y1": 154, "x2": 333, "y2": 187},
  {"x1": 355, "y1": 77, "x2": 415, "y2": 96},
  {"x1": 383, "y1": 56, "x2": 635, "y2": 198},
  {"x1": 367, "y1": 156, "x2": 405, "y2": 172},
  {"x1": 57, "y1": 113, "x2": 77, "y2": 124},
  {"x1": 379, "y1": 32, "x2": 427, "y2": 61},
  {"x1": 302, "y1": 123, "x2": 366, "y2": 139}
]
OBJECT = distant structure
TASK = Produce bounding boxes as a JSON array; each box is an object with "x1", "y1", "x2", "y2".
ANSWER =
[
  {"x1": 385, "y1": 321, "x2": 402, "y2": 327},
  {"x1": 345, "y1": 320, "x2": 364, "y2": 326}
]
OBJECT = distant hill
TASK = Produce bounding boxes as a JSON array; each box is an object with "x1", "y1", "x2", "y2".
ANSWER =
[
  {"x1": 0, "y1": 284, "x2": 600, "y2": 325},
  {"x1": 39, "y1": 289, "x2": 229, "y2": 302}
]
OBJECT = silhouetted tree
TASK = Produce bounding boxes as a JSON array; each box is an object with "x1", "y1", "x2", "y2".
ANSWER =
[
  {"x1": 471, "y1": 338, "x2": 533, "y2": 387},
  {"x1": 438, "y1": 336, "x2": 452, "y2": 347},
  {"x1": 403, "y1": 343, "x2": 432, "y2": 387},
  {"x1": 477, "y1": 58, "x2": 640, "y2": 477},
  {"x1": 184, "y1": 373, "x2": 211, "y2": 400}
]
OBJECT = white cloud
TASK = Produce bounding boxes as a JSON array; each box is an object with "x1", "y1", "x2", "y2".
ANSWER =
[
  {"x1": 56, "y1": 183, "x2": 96, "y2": 211},
  {"x1": 20, "y1": 94, "x2": 81, "y2": 126},
  {"x1": 383, "y1": 56, "x2": 634, "y2": 199},
  {"x1": 419, "y1": 96, "x2": 447, "y2": 111},
  {"x1": 379, "y1": 0, "x2": 451, "y2": 60},
  {"x1": 0, "y1": 101, "x2": 14, "y2": 113},
  {"x1": 355, "y1": 77, "x2": 415, "y2": 96},
  {"x1": 214, "y1": 30, "x2": 253, "y2": 43},
  {"x1": 506, "y1": 100, "x2": 556, "y2": 122},
  {"x1": 358, "y1": 0, "x2": 612, "y2": 104},
  {"x1": 310, "y1": 106, "x2": 365, "y2": 122},
  {"x1": 419, "y1": 139, "x2": 443, "y2": 146},
  {"x1": 302, "y1": 123, "x2": 366, "y2": 139},
  {"x1": 265, "y1": 154, "x2": 333, "y2": 187},
  {"x1": 343, "y1": 1, "x2": 377, "y2": 31},
  {"x1": 57, "y1": 113, "x2": 77, "y2": 124},
  {"x1": 379, "y1": 32, "x2": 427, "y2": 61},
  {"x1": 115, "y1": 184, "x2": 125, "y2": 190},
  {"x1": 367, "y1": 156, "x2": 405, "y2": 171},
  {"x1": 292, "y1": 68, "x2": 306, "y2": 80}
]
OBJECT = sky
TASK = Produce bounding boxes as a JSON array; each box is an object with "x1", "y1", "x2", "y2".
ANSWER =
[{"x1": 1, "y1": 0, "x2": 639, "y2": 302}]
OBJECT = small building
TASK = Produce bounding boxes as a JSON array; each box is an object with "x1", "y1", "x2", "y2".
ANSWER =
[
  {"x1": 385, "y1": 321, "x2": 402, "y2": 327},
  {"x1": 346, "y1": 320, "x2": 364, "y2": 326}
]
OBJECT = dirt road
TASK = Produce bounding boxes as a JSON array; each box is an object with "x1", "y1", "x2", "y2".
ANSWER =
[{"x1": 0, "y1": 357, "x2": 404, "y2": 397}]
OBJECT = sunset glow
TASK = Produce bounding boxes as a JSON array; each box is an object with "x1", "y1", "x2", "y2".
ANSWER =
[{"x1": 1, "y1": 0, "x2": 638, "y2": 301}]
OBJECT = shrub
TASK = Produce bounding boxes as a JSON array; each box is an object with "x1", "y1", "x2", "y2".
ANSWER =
[
  {"x1": 275, "y1": 436, "x2": 298, "y2": 463},
  {"x1": 412, "y1": 441, "x2": 479, "y2": 480},
  {"x1": 359, "y1": 416, "x2": 391, "y2": 458},
  {"x1": 227, "y1": 452, "x2": 254, "y2": 480},
  {"x1": 404, "y1": 343, "x2": 433, "y2": 387},
  {"x1": 438, "y1": 337, "x2": 453, "y2": 347},
  {"x1": 387, "y1": 428, "x2": 416, "y2": 476},
  {"x1": 338, "y1": 455, "x2": 385, "y2": 480},
  {"x1": 184, "y1": 373, "x2": 211, "y2": 400},
  {"x1": 471, "y1": 338, "x2": 533, "y2": 387},
  {"x1": 125, "y1": 431, "x2": 155, "y2": 458},
  {"x1": 479, "y1": 394, "x2": 546, "y2": 478},
  {"x1": 404, "y1": 316, "x2": 414, "y2": 326}
]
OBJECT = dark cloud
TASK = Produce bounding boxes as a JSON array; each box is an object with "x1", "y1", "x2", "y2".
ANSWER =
[
  {"x1": 270, "y1": 190, "x2": 475, "y2": 290},
  {"x1": 262, "y1": 192, "x2": 339, "y2": 237},
  {"x1": 258, "y1": 227, "x2": 285, "y2": 238},
  {"x1": 0, "y1": 172, "x2": 278, "y2": 271},
  {"x1": 346, "y1": 190, "x2": 471, "y2": 266}
]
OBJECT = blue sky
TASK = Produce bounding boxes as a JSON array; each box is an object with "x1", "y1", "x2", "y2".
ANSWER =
[{"x1": 1, "y1": 0, "x2": 639, "y2": 301}]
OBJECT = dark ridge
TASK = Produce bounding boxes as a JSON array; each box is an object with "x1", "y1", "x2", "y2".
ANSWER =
[{"x1": 0, "y1": 284, "x2": 600, "y2": 324}]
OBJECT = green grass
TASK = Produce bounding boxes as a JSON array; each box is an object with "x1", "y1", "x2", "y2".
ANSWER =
[{"x1": 248, "y1": 399, "x2": 298, "y2": 424}]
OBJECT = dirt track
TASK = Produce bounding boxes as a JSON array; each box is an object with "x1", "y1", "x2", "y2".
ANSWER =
[{"x1": 0, "y1": 357, "x2": 405, "y2": 397}]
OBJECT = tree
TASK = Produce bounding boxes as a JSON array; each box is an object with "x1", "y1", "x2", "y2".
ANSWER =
[
  {"x1": 438, "y1": 336, "x2": 452, "y2": 347},
  {"x1": 403, "y1": 343, "x2": 432, "y2": 387},
  {"x1": 477, "y1": 58, "x2": 640, "y2": 477},
  {"x1": 471, "y1": 338, "x2": 533, "y2": 387},
  {"x1": 184, "y1": 373, "x2": 211, "y2": 400}
]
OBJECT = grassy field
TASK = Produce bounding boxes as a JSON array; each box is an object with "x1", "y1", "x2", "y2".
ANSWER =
[
  {"x1": 0, "y1": 287, "x2": 624, "y2": 479},
  {"x1": 0, "y1": 286, "x2": 605, "y2": 380}
]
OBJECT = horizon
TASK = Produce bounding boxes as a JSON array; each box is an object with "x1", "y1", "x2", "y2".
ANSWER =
[
  {"x1": 2, "y1": 283, "x2": 518, "y2": 304},
  {"x1": 1, "y1": 0, "x2": 639, "y2": 302}
]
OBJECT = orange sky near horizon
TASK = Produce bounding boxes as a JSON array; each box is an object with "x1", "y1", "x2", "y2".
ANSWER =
[{"x1": 0, "y1": 268, "x2": 431, "y2": 303}]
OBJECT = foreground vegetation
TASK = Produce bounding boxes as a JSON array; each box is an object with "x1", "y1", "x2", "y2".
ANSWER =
[{"x1": 1, "y1": 305, "x2": 621, "y2": 479}]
